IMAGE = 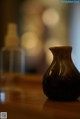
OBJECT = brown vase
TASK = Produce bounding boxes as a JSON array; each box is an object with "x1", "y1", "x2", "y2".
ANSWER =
[{"x1": 42, "y1": 46, "x2": 80, "y2": 101}]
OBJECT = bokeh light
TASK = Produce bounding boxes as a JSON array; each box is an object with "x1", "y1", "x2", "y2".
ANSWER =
[
  {"x1": 21, "y1": 32, "x2": 43, "y2": 67},
  {"x1": 21, "y1": 32, "x2": 42, "y2": 54},
  {"x1": 42, "y1": 8, "x2": 60, "y2": 28},
  {"x1": 19, "y1": 0, "x2": 70, "y2": 73}
]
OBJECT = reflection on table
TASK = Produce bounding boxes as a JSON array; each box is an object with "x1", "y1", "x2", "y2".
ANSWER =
[{"x1": 0, "y1": 73, "x2": 80, "y2": 119}]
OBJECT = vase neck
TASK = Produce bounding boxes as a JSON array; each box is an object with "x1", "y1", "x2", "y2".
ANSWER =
[{"x1": 50, "y1": 47, "x2": 72, "y2": 60}]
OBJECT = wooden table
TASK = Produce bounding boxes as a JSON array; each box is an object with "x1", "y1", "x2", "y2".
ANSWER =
[{"x1": 0, "y1": 73, "x2": 80, "y2": 119}]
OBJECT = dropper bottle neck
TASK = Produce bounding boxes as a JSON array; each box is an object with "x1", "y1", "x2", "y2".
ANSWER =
[{"x1": 4, "y1": 23, "x2": 19, "y2": 48}]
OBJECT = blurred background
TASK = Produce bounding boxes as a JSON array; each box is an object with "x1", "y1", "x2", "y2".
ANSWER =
[{"x1": 0, "y1": 0, "x2": 80, "y2": 74}]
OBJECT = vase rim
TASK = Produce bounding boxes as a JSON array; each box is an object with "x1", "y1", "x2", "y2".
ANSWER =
[{"x1": 49, "y1": 46, "x2": 72, "y2": 50}]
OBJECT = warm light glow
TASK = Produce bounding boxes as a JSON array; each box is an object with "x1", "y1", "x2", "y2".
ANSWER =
[
  {"x1": 44, "y1": 39, "x2": 63, "y2": 65},
  {"x1": 21, "y1": 32, "x2": 43, "y2": 67},
  {"x1": 21, "y1": 32, "x2": 38, "y2": 49},
  {"x1": 46, "y1": 49, "x2": 53, "y2": 65},
  {"x1": 21, "y1": 32, "x2": 42, "y2": 56},
  {"x1": 42, "y1": 8, "x2": 60, "y2": 28}
]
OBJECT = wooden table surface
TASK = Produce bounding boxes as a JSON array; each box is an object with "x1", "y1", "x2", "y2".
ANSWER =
[{"x1": 0, "y1": 73, "x2": 80, "y2": 119}]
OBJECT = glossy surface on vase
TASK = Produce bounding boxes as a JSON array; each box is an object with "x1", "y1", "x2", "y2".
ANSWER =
[{"x1": 42, "y1": 46, "x2": 80, "y2": 101}]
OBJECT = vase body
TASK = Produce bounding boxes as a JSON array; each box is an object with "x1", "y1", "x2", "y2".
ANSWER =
[{"x1": 42, "y1": 46, "x2": 80, "y2": 101}]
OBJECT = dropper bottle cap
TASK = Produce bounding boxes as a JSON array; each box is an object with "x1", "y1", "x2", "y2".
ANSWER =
[{"x1": 4, "y1": 23, "x2": 19, "y2": 47}]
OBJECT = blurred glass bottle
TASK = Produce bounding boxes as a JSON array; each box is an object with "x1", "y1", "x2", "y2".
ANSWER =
[{"x1": 0, "y1": 23, "x2": 26, "y2": 74}]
